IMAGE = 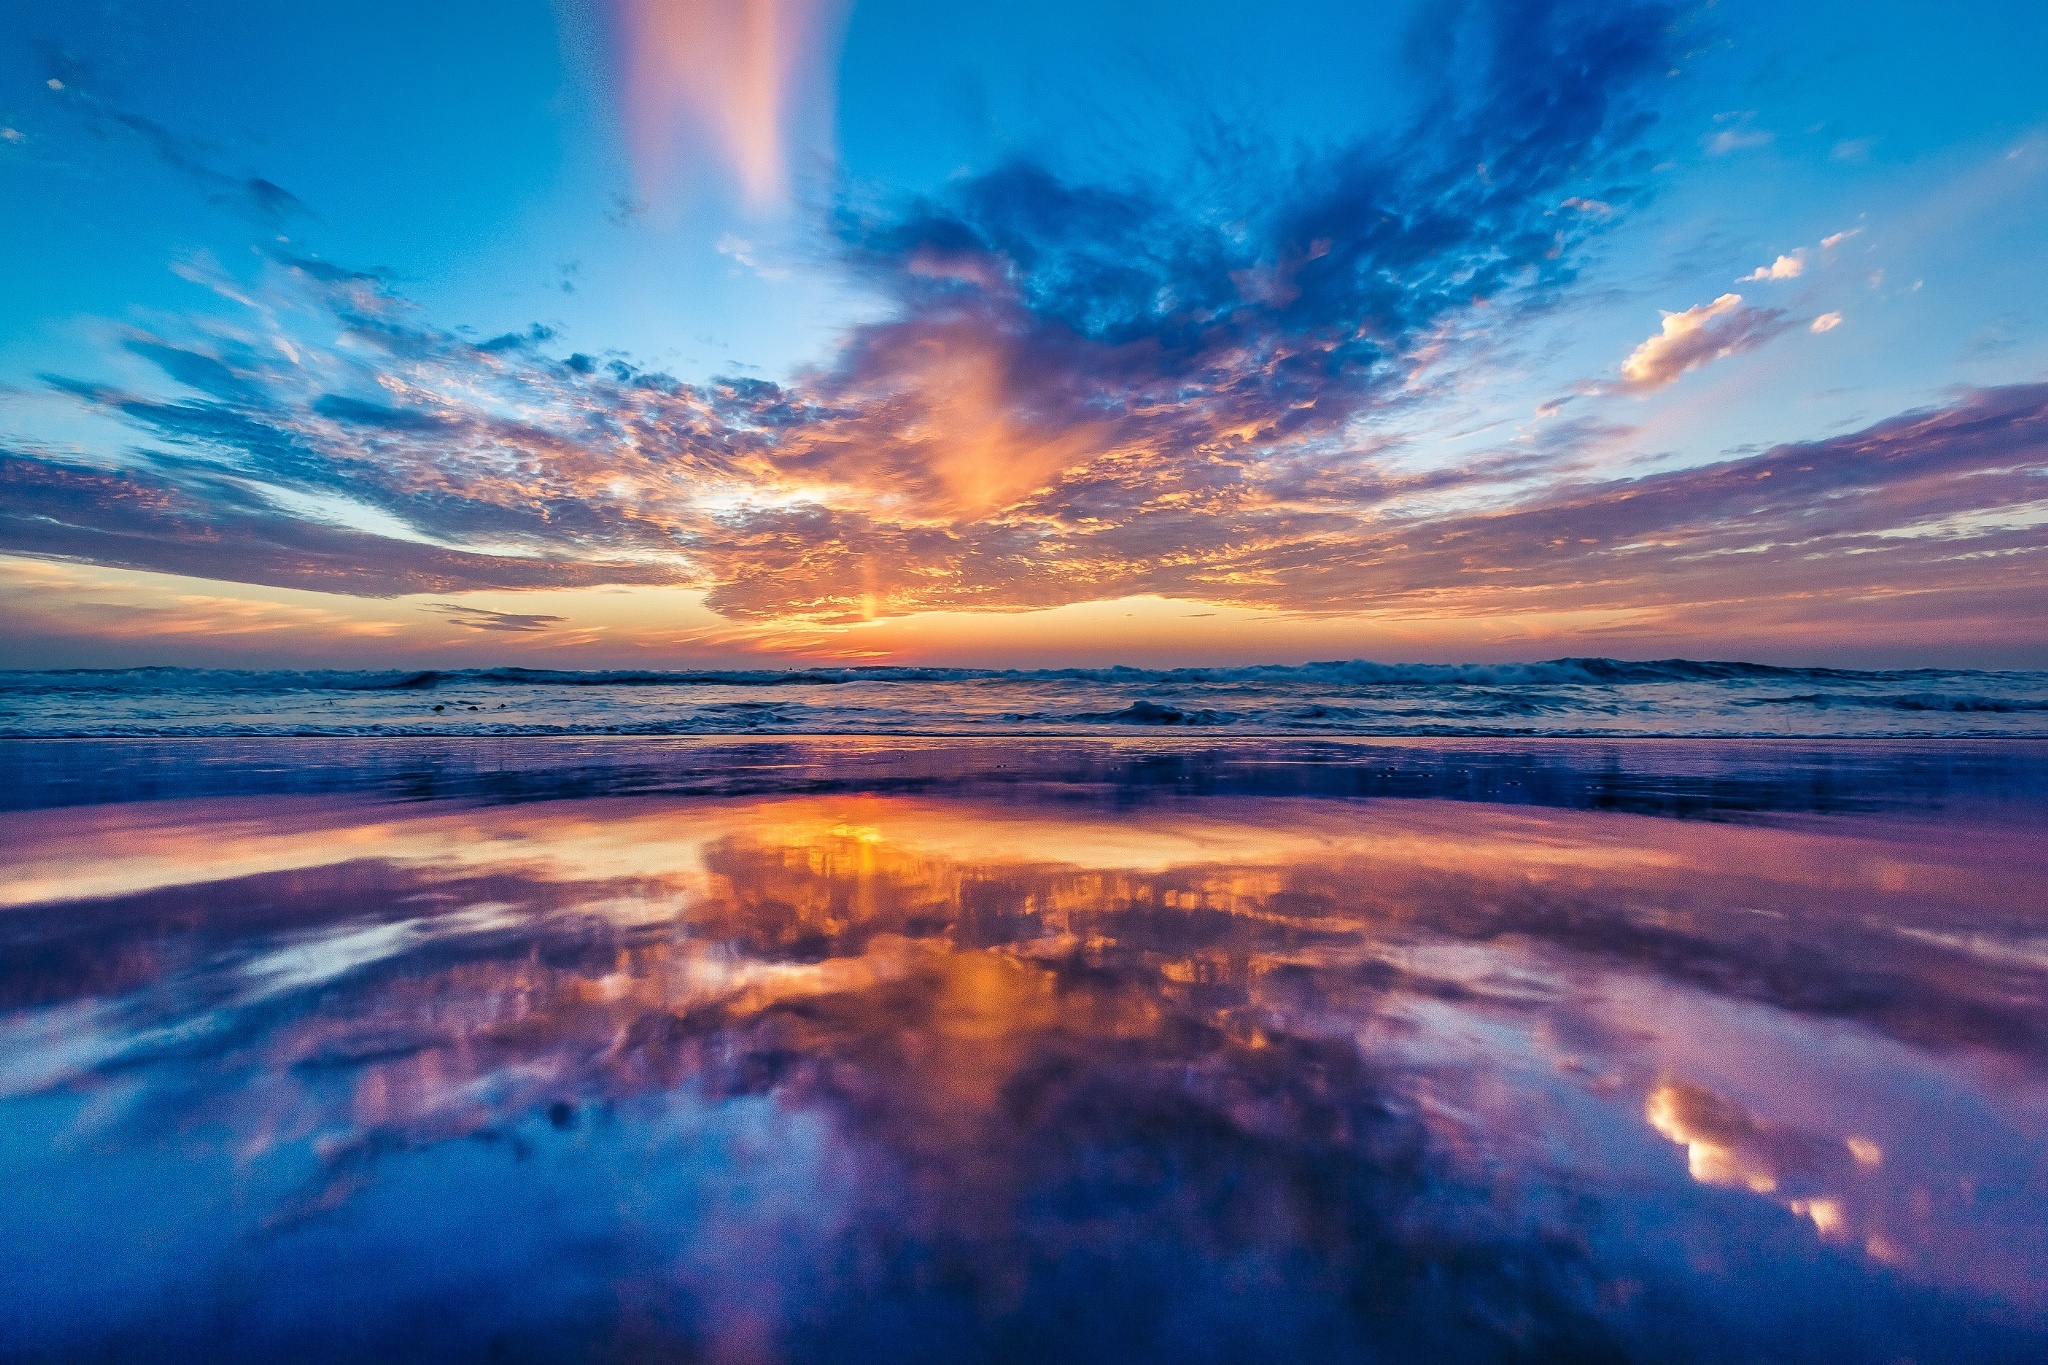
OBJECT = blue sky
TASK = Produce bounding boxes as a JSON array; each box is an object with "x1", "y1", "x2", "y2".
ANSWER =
[{"x1": 2, "y1": 0, "x2": 2045, "y2": 667}]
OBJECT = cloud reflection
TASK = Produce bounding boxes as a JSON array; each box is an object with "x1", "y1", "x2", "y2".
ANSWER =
[
  {"x1": 4, "y1": 780, "x2": 2047, "y2": 1364},
  {"x1": 1646, "y1": 1080, "x2": 1910, "y2": 1268}
]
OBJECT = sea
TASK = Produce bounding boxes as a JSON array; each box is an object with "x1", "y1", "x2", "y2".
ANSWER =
[
  {"x1": 4, "y1": 656, "x2": 2048, "y2": 737},
  {"x1": 5, "y1": 664, "x2": 2047, "y2": 1362}
]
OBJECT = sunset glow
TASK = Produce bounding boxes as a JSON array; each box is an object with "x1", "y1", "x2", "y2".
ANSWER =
[
  {"x1": 4, "y1": 12, "x2": 2045, "y2": 1355},
  {"x1": 616, "y1": 0, "x2": 846, "y2": 210},
  {"x1": 4, "y1": 0, "x2": 2043, "y2": 670}
]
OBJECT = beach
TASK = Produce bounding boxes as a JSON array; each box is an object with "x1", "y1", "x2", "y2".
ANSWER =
[{"x1": 4, "y1": 737, "x2": 2044, "y2": 1362}]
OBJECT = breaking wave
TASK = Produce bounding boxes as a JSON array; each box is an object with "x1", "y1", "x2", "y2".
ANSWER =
[
  {"x1": 0, "y1": 657, "x2": 1964, "y2": 695},
  {"x1": 1737, "y1": 692, "x2": 2048, "y2": 713}
]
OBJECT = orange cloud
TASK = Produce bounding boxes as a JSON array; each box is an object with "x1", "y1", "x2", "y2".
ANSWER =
[
  {"x1": 615, "y1": 0, "x2": 848, "y2": 210},
  {"x1": 1619, "y1": 293, "x2": 1790, "y2": 391},
  {"x1": 781, "y1": 319, "x2": 1121, "y2": 522}
]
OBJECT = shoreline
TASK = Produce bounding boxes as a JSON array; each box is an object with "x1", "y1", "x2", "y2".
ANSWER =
[{"x1": 7, "y1": 729, "x2": 2048, "y2": 742}]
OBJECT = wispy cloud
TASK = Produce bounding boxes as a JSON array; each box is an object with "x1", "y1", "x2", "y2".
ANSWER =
[
  {"x1": 614, "y1": 0, "x2": 850, "y2": 211},
  {"x1": 0, "y1": 448, "x2": 682, "y2": 598},
  {"x1": 716, "y1": 233, "x2": 790, "y2": 279},
  {"x1": 430, "y1": 604, "x2": 568, "y2": 633},
  {"x1": 1705, "y1": 113, "x2": 1773, "y2": 157},
  {"x1": 40, "y1": 53, "x2": 310, "y2": 226}
]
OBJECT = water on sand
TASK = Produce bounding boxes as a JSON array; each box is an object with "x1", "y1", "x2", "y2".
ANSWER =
[{"x1": 2, "y1": 738, "x2": 2045, "y2": 1363}]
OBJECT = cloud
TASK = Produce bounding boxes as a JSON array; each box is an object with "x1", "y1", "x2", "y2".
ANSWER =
[
  {"x1": 0, "y1": 452, "x2": 683, "y2": 598},
  {"x1": 1619, "y1": 293, "x2": 1791, "y2": 390},
  {"x1": 1820, "y1": 228, "x2": 1861, "y2": 250},
  {"x1": 5, "y1": 0, "x2": 1685, "y2": 627},
  {"x1": 1739, "y1": 250, "x2": 1805, "y2": 282},
  {"x1": 716, "y1": 233, "x2": 790, "y2": 279},
  {"x1": 1811, "y1": 312, "x2": 1843, "y2": 333},
  {"x1": 1706, "y1": 128, "x2": 1772, "y2": 155},
  {"x1": 614, "y1": 0, "x2": 850, "y2": 211},
  {"x1": 1705, "y1": 114, "x2": 1773, "y2": 156},
  {"x1": 40, "y1": 53, "x2": 311, "y2": 226},
  {"x1": 29, "y1": 2, "x2": 2042, "y2": 649},
  {"x1": 430, "y1": 604, "x2": 568, "y2": 633},
  {"x1": 17, "y1": 336, "x2": 2046, "y2": 647},
  {"x1": 1268, "y1": 383, "x2": 2048, "y2": 623}
]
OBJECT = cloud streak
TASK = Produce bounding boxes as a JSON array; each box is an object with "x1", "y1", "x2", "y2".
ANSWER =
[
  {"x1": 430, "y1": 604, "x2": 569, "y2": 633},
  {"x1": 0, "y1": 451, "x2": 682, "y2": 597},
  {"x1": 40, "y1": 54, "x2": 311, "y2": 226},
  {"x1": 614, "y1": 0, "x2": 849, "y2": 211}
]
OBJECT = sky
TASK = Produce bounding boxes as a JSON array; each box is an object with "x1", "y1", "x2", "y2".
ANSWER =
[{"x1": 1, "y1": 0, "x2": 2045, "y2": 670}]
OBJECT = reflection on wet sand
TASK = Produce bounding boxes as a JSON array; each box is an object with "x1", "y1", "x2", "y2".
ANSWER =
[{"x1": 2, "y1": 766, "x2": 2046, "y2": 1362}]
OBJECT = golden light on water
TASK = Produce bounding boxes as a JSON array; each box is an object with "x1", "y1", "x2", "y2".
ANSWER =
[{"x1": 6, "y1": 757, "x2": 2047, "y2": 1342}]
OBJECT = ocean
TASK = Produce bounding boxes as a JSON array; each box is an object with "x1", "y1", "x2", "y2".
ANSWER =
[
  {"x1": 5, "y1": 656, "x2": 2048, "y2": 737},
  {"x1": 5, "y1": 683, "x2": 2047, "y2": 1361}
]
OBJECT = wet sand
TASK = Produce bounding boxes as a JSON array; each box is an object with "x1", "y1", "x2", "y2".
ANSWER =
[{"x1": 2, "y1": 739, "x2": 2044, "y2": 1362}]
